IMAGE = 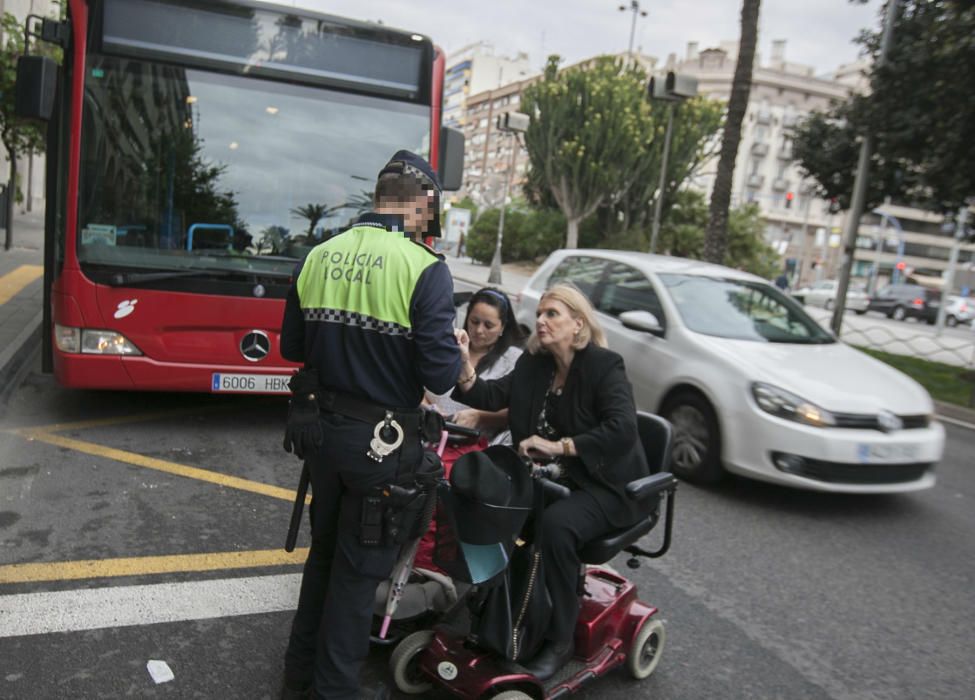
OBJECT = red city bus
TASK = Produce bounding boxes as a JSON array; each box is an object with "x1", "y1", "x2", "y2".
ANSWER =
[{"x1": 19, "y1": 0, "x2": 463, "y2": 394}]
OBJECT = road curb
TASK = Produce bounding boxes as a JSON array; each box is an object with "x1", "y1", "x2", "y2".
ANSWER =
[
  {"x1": 0, "y1": 311, "x2": 42, "y2": 405},
  {"x1": 934, "y1": 400, "x2": 975, "y2": 428}
]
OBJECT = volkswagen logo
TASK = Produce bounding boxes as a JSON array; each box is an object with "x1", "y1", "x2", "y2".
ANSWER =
[
  {"x1": 877, "y1": 410, "x2": 903, "y2": 433},
  {"x1": 240, "y1": 330, "x2": 271, "y2": 362}
]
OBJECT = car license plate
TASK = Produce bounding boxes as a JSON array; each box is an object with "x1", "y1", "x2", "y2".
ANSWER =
[
  {"x1": 856, "y1": 443, "x2": 920, "y2": 463},
  {"x1": 211, "y1": 373, "x2": 291, "y2": 394}
]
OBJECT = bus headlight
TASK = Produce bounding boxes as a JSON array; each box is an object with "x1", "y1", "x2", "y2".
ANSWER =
[{"x1": 54, "y1": 324, "x2": 143, "y2": 355}]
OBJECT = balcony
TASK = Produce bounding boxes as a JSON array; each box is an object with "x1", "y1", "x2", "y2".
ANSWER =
[
  {"x1": 750, "y1": 142, "x2": 769, "y2": 157},
  {"x1": 747, "y1": 174, "x2": 764, "y2": 189},
  {"x1": 782, "y1": 113, "x2": 799, "y2": 128},
  {"x1": 777, "y1": 145, "x2": 794, "y2": 160},
  {"x1": 772, "y1": 177, "x2": 789, "y2": 191},
  {"x1": 755, "y1": 110, "x2": 772, "y2": 125}
]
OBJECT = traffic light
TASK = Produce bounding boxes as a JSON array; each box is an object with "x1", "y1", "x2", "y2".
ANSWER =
[
  {"x1": 828, "y1": 198, "x2": 841, "y2": 214},
  {"x1": 785, "y1": 191, "x2": 794, "y2": 209},
  {"x1": 895, "y1": 261, "x2": 907, "y2": 271}
]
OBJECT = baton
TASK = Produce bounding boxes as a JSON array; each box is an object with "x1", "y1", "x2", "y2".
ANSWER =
[{"x1": 285, "y1": 462, "x2": 310, "y2": 552}]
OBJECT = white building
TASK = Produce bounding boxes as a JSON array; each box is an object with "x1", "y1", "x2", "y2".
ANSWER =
[
  {"x1": 669, "y1": 39, "x2": 860, "y2": 283},
  {"x1": 443, "y1": 42, "x2": 533, "y2": 128}
]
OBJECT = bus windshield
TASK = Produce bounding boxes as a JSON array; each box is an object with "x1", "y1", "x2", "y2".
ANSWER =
[{"x1": 77, "y1": 55, "x2": 430, "y2": 277}]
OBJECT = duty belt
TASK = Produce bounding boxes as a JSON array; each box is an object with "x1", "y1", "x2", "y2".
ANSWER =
[{"x1": 316, "y1": 389, "x2": 422, "y2": 434}]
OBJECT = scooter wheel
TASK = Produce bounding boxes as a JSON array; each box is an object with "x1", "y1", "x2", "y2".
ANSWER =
[
  {"x1": 389, "y1": 630, "x2": 435, "y2": 695},
  {"x1": 627, "y1": 618, "x2": 666, "y2": 679},
  {"x1": 491, "y1": 691, "x2": 534, "y2": 699}
]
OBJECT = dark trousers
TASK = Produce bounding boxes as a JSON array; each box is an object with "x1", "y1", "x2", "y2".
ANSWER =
[
  {"x1": 539, "y1": 489, "x2": 615, "y2": 647},
  {"x1": 284, "y1": 413, "x2": 422, "y2": 700}
]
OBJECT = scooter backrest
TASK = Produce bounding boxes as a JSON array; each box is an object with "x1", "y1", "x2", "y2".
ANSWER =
[{"x1": 637, "y1": 411, "x2": 673, "y2": 474}]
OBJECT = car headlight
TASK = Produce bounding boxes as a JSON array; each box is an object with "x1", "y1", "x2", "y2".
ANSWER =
[
  {"x1": 54, "y1": 324, "x2": 143, "y2": 355},
  {"x1": 751, "y1": 382, "x2": 835, "y2": 427}
]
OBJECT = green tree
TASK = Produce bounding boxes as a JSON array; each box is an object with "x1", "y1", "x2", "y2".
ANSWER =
[
  {"x1": 521, "y1": 55, "x2": 656, "y2": 248},
  {"x1": 704, "y1": 0, "x2": 762, "y2": 264},
  {"x1": 596, "y1": 96, "x2": 723, "y2": 239},
  {"x1": 1, "y1": 12, "x2": 59, "y2": 249},
  {"x1": 621, "y1": 189, "x2": 778, "y2": 277},
  {"x1": 792, "y1": 0, "x2": 975, "y2": 212}
]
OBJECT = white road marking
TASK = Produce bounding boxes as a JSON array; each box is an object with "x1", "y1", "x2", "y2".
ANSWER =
[
  {"x1": 0, "y1": 574, "x2": 300, "y2": 638},
  {"x1": 938, "y1": 414, "x2": 975, "y2": 432}
]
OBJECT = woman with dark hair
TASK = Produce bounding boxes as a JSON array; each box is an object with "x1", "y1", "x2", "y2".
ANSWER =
[
  {"x1": 426, "y1": 287, "x2": 525, "y2": 444},
  {"x1": 414, "y1": 288, "x2": 526, "y2": 573}
]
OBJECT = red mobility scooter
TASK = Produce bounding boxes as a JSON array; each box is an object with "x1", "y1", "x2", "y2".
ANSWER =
[{"x1": 389, "y1": 412, "x2": 677, "y2": 699}]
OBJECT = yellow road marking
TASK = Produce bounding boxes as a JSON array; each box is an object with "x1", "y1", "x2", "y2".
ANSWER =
[
  {"x1": 0, "y1": 264, "x2": 43, "y2": 305},
  {"x1": 17, "y1": 429, "x2": 305, "y2": 502},
  {"x1": 0, "y1": 547, "x2": 309, "y2": 584}
]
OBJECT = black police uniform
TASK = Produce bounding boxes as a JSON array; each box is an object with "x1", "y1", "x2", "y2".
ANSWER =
[{"x1": 280, "y1": 155, "x2": 460, "y2": 700}]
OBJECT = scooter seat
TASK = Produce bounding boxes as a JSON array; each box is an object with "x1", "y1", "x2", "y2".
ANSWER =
[{"x1": 578, "y1": 511, "x2": 658, "y2": 565}]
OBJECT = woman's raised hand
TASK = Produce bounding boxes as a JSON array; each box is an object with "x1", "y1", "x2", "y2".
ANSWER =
[
  {"x1": 517, "y1": 435, "x2": 561, "y2": 460},
  {"x1": 454, "y1": 328, "x2": 470, "y2": 363}
]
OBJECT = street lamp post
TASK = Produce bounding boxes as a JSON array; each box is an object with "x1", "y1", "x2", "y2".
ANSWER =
[
  {"x1": 647, "y1": 72, "x2": 698, "y2": 254},
  {"x1": 487, "y1": 111, "x2": 530, "y2": 286},
  {"x1": 619, "y1": 1, "x2": 648, "y2": 59}
]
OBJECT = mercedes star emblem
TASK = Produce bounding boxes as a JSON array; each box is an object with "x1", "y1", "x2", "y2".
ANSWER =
[{"x1": 240, "y1": 330, "x2": 271, "y2": 362}]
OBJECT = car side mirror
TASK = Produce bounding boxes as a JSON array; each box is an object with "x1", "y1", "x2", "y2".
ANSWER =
[{"x1": 619, "y1": 310, "x2": 665, "y2": 338}]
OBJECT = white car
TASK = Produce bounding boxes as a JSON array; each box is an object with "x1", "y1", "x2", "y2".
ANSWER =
[
  {"x1": 944, "y1": 296, "x2": 974, "y2": 327},
  {"x1": 515, "y1": 250, "x2": 944, "y2": 493},
  {"x1": 792, "y1": 280, "x2": 869, "y2": 314}
]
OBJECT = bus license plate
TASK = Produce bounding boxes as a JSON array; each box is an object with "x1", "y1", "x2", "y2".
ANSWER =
[
  {"x1": 211, "y1": 373, "x2": 291, "y2": 394},
  {"x1": 856, "y1": 443, "x2": 920, "y2": 464}
]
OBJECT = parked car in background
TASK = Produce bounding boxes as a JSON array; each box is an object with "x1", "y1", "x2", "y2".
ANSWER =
[
  {"x1": 943, "y1": 296, "x2": 974, "y2": 327},
  {"x1": 867, "y1": 283, "x2": 941, "y2": 323},
  {"x1": 515, "y1": 250, "x2": 944, "y2": 493},
  {"x1": 792, "y1": 280, "x2": 869, "y2": 314}
]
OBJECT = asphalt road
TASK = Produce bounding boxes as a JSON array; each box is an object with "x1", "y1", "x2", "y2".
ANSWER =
[{"x1": 2, "y1": 350, "x2": 974, "y2": 699}]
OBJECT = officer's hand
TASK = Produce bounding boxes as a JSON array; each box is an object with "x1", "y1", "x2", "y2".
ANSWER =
[
  {"x1": 452, "y1": 408, "x2": 481, "y2": 430},
  {"x1": 454, "y1": 328, "x2": 470, "y2": 363},
  {"x1": 283, "y1": 369, "x2": 324, "y2": 459}
]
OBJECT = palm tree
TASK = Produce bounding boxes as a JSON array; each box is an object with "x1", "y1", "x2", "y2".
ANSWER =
[
  {"x1": 291, "y1": 203, "x2": 330, "y2": 239},
  {"x1": 704, "y1": 0, "x2": 761, "y2": 264}
]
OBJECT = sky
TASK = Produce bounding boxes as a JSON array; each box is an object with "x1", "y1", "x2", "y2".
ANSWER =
[{"x1": 287, "y1": 0, "x2": 880, "y2": 77}]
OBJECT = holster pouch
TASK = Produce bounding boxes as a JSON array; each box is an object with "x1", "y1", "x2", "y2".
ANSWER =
[
  {"x1": 360, "y1": 493, "x2": 385, "y2": 547},
  {"x1": 359, "y1": 451, "x2": 445, "y2": 547}
]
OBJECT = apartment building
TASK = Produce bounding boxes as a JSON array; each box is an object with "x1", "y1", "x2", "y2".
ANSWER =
[
  {"x1": 457, "y1": 52, "x2": 657, "y2": 208},
  {"x1": 443, "y1": 42, "x2": 533, "y2": 128}
]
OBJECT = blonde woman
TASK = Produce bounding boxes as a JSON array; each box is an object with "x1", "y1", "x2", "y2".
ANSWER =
[{"x1": 454, "y1": 283, "x2": 649, "y2": 680}]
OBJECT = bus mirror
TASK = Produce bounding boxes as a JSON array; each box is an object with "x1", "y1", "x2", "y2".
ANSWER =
[
  {"x1": 15, "y1": 55, "x2": 57, "y2": 121},
  {"x1": 439, "y1": 126, "x2": 465, "y2": 191}
]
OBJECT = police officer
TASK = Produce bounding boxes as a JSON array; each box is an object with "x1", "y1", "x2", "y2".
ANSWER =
[{"x1": 279, "y1": 151, "x2": 461, "y2": 699}]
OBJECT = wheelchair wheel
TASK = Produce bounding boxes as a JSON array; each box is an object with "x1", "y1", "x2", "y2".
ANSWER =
[
  {"x1": 390, "y1": 630, "x2": 434, "y2": 695},
  {"x1": 627, "y1": 618, "x2": 666, "y2": 679}
]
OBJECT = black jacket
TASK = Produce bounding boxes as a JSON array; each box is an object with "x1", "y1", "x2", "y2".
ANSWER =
[{"x1": 455, "y1": 344, "x2": 648, "y2": 528}]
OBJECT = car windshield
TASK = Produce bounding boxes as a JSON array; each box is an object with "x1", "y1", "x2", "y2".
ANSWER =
[
  {"x1": 77, "y1": 56, "x2": 430, "y2": 277},
  {"x1": 659, "y1": 274, "x2": 836, "y2": 343}
]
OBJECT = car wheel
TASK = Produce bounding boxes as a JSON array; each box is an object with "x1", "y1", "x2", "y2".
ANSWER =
[
  {"x1": 946, "y1": 315, "x2": 958, "y2": 327},
  {"x1": 662, "y1": 391, "x2": 722, "y2": 484},
  {"x1": 824, "y1": 299, "x2": 834, "y2": 311},
  {"x1": 892, "y1": 305, "x2": 906, "y2": 321},
  {"x1": 855, "y1": 309, "x2": 867, "y2": 315}
]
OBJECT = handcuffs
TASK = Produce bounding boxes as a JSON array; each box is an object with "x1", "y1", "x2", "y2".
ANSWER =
[{"x1": 367, "y1": 411, "x2": 405, "y2": 462}]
